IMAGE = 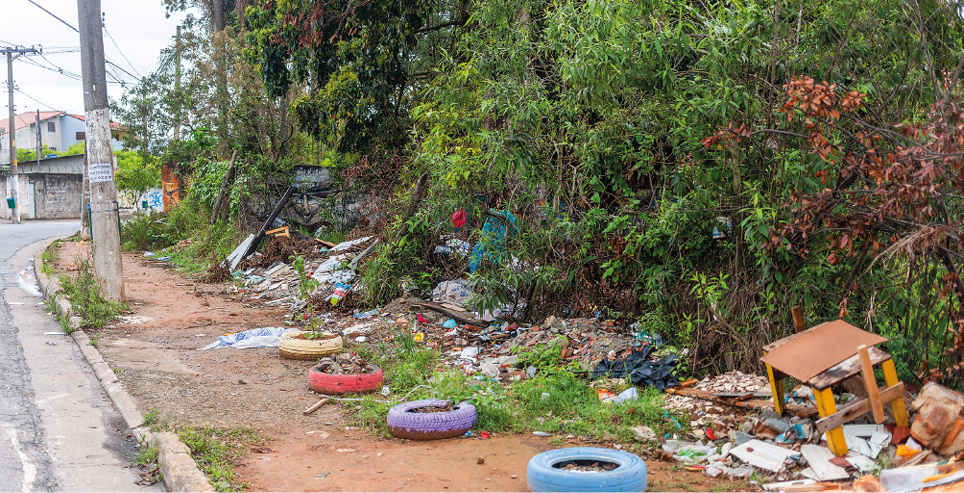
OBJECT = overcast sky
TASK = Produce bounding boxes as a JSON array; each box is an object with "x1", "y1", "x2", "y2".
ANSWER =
[{"x1": 2, "y1": 0, "x2": 195, "y2": 117}]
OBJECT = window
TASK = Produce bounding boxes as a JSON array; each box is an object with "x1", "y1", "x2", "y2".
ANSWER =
[
  {"x1": 47, "y1": 121, "x2": 56, "y2": 132},
  {"x1": 76, "y1": 132, "x2": 86, "y2": 140},
  {"x1": 49, "y1": 147, "x2": 57, "y2": 152}
]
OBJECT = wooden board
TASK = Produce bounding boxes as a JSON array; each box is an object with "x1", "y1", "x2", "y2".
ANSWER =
[
  {"x1": 416, "y1": 300, "x2": 486, "y2": 326},
  {"x1": 808, "y1": 346, "x2": 891, "y2": 390},
  {"x1": 761, "y1": 320, "x2": 887, "y2": 383},
  {"x1": 814, "y1": 382, "x2": 904, "y2": 435},
  {"x1": 666, "y1": 386, "x2": 818, "y2": 418}
]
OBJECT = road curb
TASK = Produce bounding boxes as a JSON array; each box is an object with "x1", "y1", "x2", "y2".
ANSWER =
[{"x1": 34, "y1": 238, "x2": 215, "y2": 493}]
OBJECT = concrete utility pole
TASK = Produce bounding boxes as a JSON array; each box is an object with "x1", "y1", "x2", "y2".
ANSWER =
[
  {"x1": 78, "y1": 0, "x2": 124, "y2": 300},
  {"x1": 35, "y1": 109, "x2": 40, "y2": 168},
  {"x1": 3, "y1": 45, "x2": 40, "y2": 223}
]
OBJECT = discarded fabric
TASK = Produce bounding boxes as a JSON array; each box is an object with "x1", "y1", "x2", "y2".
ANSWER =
[
  {"x1": 200, "y1": 327, "x2": 296, "y2": 350},
  {"x1": 589, "y1": 345, "x2": 679, "y2": 390}
]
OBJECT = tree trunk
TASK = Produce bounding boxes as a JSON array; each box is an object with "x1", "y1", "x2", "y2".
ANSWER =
[{"x1": 210, "y1": 150, "x2": 238, "y2": 225}]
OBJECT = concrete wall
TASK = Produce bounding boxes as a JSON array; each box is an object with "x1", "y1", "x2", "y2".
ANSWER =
[
  {"x1": 16, "y1": 154, "x2": 85, "y2": 174},
  {"x1": 1, "y1": 173, "x2": 83, "y2": 220}
]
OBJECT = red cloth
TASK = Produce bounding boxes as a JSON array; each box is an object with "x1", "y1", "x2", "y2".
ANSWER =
[{"x1": 452, "y1": 207, "x2": 467, "y2": 228}]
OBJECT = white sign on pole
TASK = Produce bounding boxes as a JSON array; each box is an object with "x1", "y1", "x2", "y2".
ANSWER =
[{"x1": 88, "y1": 162, "x2": 113, "y2": 183}]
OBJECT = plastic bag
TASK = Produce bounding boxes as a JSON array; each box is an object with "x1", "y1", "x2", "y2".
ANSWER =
[{"x1": 200, "y1": 327, "x2": 296, "y2": 350}]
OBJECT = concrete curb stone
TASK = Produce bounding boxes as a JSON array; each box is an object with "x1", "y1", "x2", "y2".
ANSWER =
[{"x1": 33, "y1": 237, "x2": 215, "y2": 493}]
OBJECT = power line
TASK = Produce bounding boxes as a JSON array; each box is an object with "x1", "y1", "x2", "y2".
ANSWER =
[
  {"x1": 106, "y1": 60, "x2": 140, "y2": 82},
  {"x1": 16, "y1": 88, "x2": 58, "y2": 112},
  {"x1": 26, "y1": 0, "x2": 79, "y2": 33},
  {"x1": 103, "y1": 24, "x2": 141, "y2": 78}
]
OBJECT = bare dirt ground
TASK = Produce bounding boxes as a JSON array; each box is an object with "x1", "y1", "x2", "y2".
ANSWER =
[{"x1": 50, "y1": 241, "x2": 735, "y2": 492}]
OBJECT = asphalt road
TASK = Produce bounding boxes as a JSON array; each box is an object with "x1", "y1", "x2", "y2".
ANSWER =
[{"x1": 0, "y1": 220, "x2": 161, "y2": 492}]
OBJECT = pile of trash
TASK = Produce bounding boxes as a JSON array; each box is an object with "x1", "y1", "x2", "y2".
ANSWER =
[
  {"x1": 649, "y1": 379, "x2": 964, "y2": 492},
  {"x1": 227, "y1": 235, "x2": 378, "y2": 309},
  {"x1": 315, "y1": 353, "x2": 375, "y2": 375}
]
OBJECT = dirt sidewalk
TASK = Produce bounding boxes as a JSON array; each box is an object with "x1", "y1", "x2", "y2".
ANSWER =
[{"x1": 50, "y1": 241, "x2": 736, "y2": 492}]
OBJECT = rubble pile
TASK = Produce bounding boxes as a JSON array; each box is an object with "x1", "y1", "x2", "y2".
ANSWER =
[{"x1": 315, "y1": 352, "x2": 376, "y2": 375}]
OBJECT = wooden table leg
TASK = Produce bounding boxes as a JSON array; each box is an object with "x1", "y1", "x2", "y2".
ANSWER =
[
  {"x1": 766, "y1": 363, "x2": 785, "y2": 416},
  {"x1": 813, "y1": 387, "x2": 849, "y2": 456},
  {"x1": 881, "y1": 359, "x2": 909, "y2": 427}
]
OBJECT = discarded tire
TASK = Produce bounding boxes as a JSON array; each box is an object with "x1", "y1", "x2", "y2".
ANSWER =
[
  {"x1": 386, "y1": 399, "x2": 476, "y2": 440},
  {"x1": 279, "y1": 331, "x2": 343, "y2": 360},
  {"x1": 527, "y1": 447, "x2": 647, "y2": 492},
  {"x1": 308, "y1": 365, "x2": 383, "y2": 394}
]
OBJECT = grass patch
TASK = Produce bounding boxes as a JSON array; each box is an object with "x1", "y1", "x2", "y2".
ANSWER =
[
  {"x1": 59, "y1": 258, "x2": 127, "y2": 330},
  {"x1": 141, "y1": 408, "x2": 160, "y2": 428},
  {"x1": 347, "y1": 327, "x2": 683, "y2": 443},
  {"x1": 176, "y1": 426, "x2": 262, "y2": 492},
  {"x1": 132, "y1": 439, "x2": 162, "y2": 486},
  {"x1": 40, "y1": 239, "x2": 62, "y2": 275}
]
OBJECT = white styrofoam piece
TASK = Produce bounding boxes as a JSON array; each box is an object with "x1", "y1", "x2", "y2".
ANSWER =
[
  {"x1": 762, "y1": 479, "x2": 816, "y2": 491},
  {"x1": 800, "y1": 444, "x2": 850, "y2": 481},
  {"x1": 728, "y1": 439, "x2": 799, "y2": 472},
  {"x1": 867, "y1": 431, "x2": 891, "y2": 459},
  {"x1": 845, "y1": 452, "x2": 876, "y2": 474},
  {"x1": 844, "y1": 432, "x2": 875, "y2": 457},
  {"x1": 842, "y1": 424, "x2": 886, "y2": 437},
  {"x1": 799, "y1": 467, "x2": 818, "y2": 481}
]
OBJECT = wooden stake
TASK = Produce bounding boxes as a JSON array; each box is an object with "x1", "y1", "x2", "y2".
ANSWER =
[
  {"x1": 858, "y1": 345, "x2": 885, "y2": 423},
  {"x1": 303, "y1": 398, "x2": 329, "y2": 416},
  {"x1": 792, "y1": 305, "x2": 805, "y2": 333}
]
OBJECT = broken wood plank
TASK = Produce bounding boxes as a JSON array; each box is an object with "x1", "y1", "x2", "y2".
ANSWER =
[
  {"x1": 303, "y1": 398, "x2": 330, "y2": 416},
  {"x1": 814, "y1": 382, "x2": 904, "y2": 435},
  {"x1": 807, "y1": 346, "x2": 891, "y2": 390},
  {"x1": 266, "y1": 225, "x2": 290, "y2": 236},
  {"x1": 314, "y1": 239, "x2": 336, "y2": 248},
  {"x1": 858, "y1": 345, "x2": 885, "y2": 423},
  {"x1": 679, "y1": 378, "x2": 699, "y2": 388},
  {"x1": 416, "y1": 300, "x2": 486, "y2": 326}
]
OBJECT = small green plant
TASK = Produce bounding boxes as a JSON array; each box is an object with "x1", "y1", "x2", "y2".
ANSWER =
[
  {"x1": 113, "y1": 368, "x2": 125, "y2": 375},
  {"x1": 40, "y1": 240, "x2": 62, "y2": 275},
  {"x1": 292, "y1": 255, "x2": 320, "y2": 301},
  {"x1": 132, "y1": 439, "x2": 162, "y2": 485},
  {"x1": 89, "y1": 334, "x2": 99, "y2": 347},
  {"x1": 141, "y1": 408, "x2": 160, "y2": 427}
]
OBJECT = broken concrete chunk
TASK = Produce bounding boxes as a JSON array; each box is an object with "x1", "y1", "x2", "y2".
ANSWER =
[
  {"x1": 912, "y1": 382, "x2": 964, "y2": 417},
  {"x1": 912, "y1": 405, "x2": 955, "y2": 450}
]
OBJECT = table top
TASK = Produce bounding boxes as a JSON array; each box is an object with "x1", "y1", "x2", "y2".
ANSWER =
[{"x1": 761, "y1": 319, "x2": 888, "y2": 384}]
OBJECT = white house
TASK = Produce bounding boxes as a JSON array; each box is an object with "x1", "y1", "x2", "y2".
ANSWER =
[{"x1": 0, "y1": 111, "x2": 124, "y2": 167}]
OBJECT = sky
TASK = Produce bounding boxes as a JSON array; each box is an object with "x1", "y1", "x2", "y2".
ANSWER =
[{"x1": 1, "y1": 0, "x2": 196, "y2": 117}]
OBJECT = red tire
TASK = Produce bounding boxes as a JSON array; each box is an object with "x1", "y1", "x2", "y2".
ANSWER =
[{"x1": 308, "y1": 365, "x2": 383, "y2": 394}]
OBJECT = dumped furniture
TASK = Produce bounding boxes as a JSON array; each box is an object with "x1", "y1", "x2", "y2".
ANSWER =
[{"x1": 761, "y1": 312, "x2": 909, "y2": 457}]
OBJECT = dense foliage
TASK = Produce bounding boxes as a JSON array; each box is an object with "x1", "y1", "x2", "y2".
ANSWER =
[{"x1": 119, "y1": 0, "x2": 964, "y2": 387}]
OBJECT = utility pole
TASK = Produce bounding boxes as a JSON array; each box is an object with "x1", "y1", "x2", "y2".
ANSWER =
[
  {"x1": 35, "y1": 109, "x2": 40, "y2": 168},
  {"x1": 3, "y1": 45, "x2": 40, "y2": 223},
  {"x1": 78, "y1": 0, "x2": 124, "y2": 300}
]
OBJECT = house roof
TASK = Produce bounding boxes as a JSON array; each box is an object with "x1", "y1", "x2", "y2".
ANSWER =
[
  {"x1": 68, "y1": 114, "x2": 122, "y2": 130},
  {"x1": 0, "y1": 111, "x2": 63, "y2": 136}
]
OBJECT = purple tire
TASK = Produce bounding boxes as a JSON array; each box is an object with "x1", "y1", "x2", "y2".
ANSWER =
[{"x1": 386, "y1": 399, "x2": 477, "y2": 440}]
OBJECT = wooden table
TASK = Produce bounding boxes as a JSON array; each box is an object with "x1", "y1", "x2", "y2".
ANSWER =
[{"x1": 761, "y1": 315, "x2": 909, "y2": 456}]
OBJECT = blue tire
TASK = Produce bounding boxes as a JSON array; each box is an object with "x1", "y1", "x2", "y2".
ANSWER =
[{"x1": 527, "y1": 447, "x2": 647, "y2": 492}]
